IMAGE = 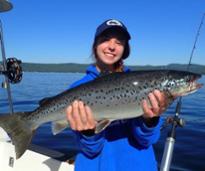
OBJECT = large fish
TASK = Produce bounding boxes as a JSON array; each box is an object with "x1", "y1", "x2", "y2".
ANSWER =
[{"x1": 0, "y1": 70, "x2": 203, "y2": 159}]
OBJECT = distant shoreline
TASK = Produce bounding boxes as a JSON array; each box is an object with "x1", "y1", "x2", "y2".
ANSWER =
[{"x1": 21, "y1": 63, "x2": 205, "y2": 74}]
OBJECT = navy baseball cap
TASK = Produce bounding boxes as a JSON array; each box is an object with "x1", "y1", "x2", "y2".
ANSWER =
[{"x1": 95, "y1": 19, "x2": 131, "y2": 40}]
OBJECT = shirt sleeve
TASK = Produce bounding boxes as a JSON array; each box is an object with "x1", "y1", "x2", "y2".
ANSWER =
[
  {"x1": 76, "y1": 131, "x2": 106, "y2": 158},
  {"x1": 130, "y1": 117, "x2": 162, "y2": 148}
]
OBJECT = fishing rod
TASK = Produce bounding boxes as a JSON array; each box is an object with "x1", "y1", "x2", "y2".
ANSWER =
[
  {"x1": 160, "y1": 13, "x2": 205, "y2": 171},
  {"x1": 0, "y1": 0, "x2": 23, "y2": 114}
]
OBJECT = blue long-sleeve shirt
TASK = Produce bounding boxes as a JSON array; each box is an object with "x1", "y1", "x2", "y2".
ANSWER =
[{"x1": 70, "y1": 65, "x2": 162, "y2": 171}]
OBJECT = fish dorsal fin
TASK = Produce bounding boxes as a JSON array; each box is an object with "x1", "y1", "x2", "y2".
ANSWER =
[
  {"x1": 52, "y1": 120, "x2": 69, "y2": 135},
  {"x1": 39, "y1": 97, "x2": 52, "y2": 105},
  {"x1": 95, "y1": 119, "x2": 112, "y2": 134}
]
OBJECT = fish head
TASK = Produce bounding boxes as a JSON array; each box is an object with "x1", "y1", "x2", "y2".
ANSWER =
[{"x1": 162, "y1": 70, "x2": 203, "y2": 98}]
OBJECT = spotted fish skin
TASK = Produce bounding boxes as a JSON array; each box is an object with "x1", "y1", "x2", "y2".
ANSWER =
[
  {"x1": 29, "y1": 70, "x2": 202, "y2": 124},
  {"x1": 0, "y1": 70, "x2": 202, "y2": 159}
]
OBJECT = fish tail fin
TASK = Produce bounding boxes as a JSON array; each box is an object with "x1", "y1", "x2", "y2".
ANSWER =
[{"x1": 0, "y1": 112, "x2": 34, "y2": 159}]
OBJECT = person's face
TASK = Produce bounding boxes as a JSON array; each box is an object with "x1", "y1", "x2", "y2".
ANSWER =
[{"x1": 95, "y1": 30, "x2": 126, "y2": 66}]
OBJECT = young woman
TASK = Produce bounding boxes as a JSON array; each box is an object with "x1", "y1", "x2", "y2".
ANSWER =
[{"x1": 66, "y1": 19, "x2": 167, "y2": 171}]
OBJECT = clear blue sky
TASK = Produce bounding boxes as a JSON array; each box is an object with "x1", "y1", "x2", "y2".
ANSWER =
[{"x1": 0, "y1": 0, "x2": 205, "y2": 65}]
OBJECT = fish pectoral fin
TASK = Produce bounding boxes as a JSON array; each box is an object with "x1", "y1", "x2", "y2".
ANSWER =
[
  {"x1": 52, "y1": 120, "x2": 69, "y2": 135},
  {"x1": 95, "y1": 119, "x2": 112, "y2": 134}
]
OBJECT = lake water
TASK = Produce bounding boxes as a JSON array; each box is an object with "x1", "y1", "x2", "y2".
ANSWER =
[{"x1": 0, "y1": 72, "x2": 205, "y2": 171}]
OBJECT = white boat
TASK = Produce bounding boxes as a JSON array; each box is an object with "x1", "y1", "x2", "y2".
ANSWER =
[{"x1": 0, "y1": 127, "x2": 75, "y2": 171}]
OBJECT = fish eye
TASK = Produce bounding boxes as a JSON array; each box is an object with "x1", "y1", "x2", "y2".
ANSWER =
[{"x1": 168, "y1": 81, "x2": 175, "y2": 88}]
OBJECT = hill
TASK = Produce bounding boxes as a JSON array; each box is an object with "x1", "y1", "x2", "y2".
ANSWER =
[{"x1": 21, "y1": 63, "x2": 205, "y2": 74}]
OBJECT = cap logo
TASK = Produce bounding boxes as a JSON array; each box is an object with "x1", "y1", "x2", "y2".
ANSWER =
[{"x1": 106, "y1": 19, "x2": 123, "y2": 27}]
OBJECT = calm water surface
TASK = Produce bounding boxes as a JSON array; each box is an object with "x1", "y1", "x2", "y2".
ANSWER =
[{"x1": 0, "y1": 72, "x2": 205, "y2": 171}]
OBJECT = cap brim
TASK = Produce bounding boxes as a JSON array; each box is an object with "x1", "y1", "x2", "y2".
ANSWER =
[{"x1": 97, "y1": 26, "x2": 131, "y2": 40}]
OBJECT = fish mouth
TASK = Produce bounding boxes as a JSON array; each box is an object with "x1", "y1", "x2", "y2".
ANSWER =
[
  {"x1": 189, "y1": 81, "x2": 203, "y2": 92},
  {"x1": 190, "y1": 74, "x2": 203, "y2": 90},
  {"x1": 183, "y1": 77, "x2": 203, "y2": 96},
  {"x1": 171, "y1": 77, "x2": 203, "y2": 98}
]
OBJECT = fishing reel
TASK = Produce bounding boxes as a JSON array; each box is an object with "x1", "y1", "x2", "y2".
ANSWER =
[{"x1": 0, "y1": 57, "x2": 23, "y2": 84}]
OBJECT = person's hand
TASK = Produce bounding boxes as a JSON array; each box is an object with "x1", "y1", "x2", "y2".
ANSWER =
[
  {"x1": 66, "y1": 100, "x2": 97, "y2": 132},
  {"x1": 141, "y1": 90, "x2": 167, "y2": 126}
]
